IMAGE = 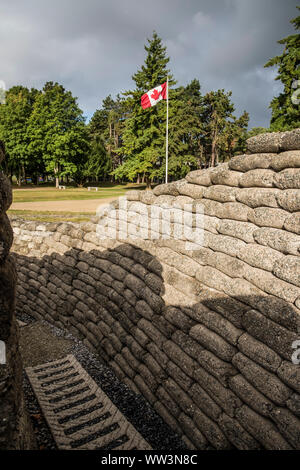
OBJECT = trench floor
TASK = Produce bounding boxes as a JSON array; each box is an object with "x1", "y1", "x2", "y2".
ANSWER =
[
  {"x1": 17, "y1": 315, "x2": 187, "y2": 451},
  {"x1": 26, "y1": 354, "x2": 152, "y2": 450}
]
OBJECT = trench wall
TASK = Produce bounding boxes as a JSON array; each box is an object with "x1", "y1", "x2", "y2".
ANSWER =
[
  {"x1": 0, "y1": 142, "x2": 34, "y2": 450},
  {"x1": 11, "y1": 129, "x2": 300, "y2": 450}
]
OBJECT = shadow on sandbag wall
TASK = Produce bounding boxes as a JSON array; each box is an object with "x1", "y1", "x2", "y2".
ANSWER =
[{"x1": 12, "y1": 244, "x2": 300, "y2": 450}]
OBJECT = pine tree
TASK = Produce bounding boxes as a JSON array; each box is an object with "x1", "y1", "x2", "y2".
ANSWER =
[
  {"x1": 182, "y1": 79, "x2": 206, "y2": 165},
  {"x1": 201, "y1": 90, "x2": 248, "y2": 166},
  {"x1": 202, "y1": 90, "x2": 235, "y2": 167},
  {"x1": 89, "y1": 94, "x2": 128, "y2": 179},
  {"x1": 265, "y1": 7, "x2": 300, "y2": 130},
  {"x1": 84, "y1": 135, "x2": 110, "y2": 182},
  {"x1": 166, "y1": 80, "x2": 204, "y2": 179},
  {"x1": 219, "y1": 111, "x2": 249, "y2": 161},
  {"x1": 113, "y1": 32, "x2": 173, "y2": 187},
  {"x1": 247, "y1": 127, "x2": 269, "y2": 138}
]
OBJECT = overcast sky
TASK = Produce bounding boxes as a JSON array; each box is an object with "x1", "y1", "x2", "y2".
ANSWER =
[{"x1": 0, "y1": 0, "x2": 298, "y2": 127}]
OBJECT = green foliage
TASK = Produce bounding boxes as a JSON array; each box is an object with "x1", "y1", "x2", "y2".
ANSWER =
[
  {"x1": 89, "y1": 94, "x2": 128, "y2": 180},
  {"x1": 113, "y1": 32, "x2": 174, "y2": 186},
  {"x1": 201, "y1": 90, "x2": 249, "y2": 166},
  {"x1": 265, "y1": 7, "x2": 300, "y2": 130},
  {"x1": 247, "y1": 127, "x2": 270, "y2": 138},
  {"x1": 165, "y1": 82, "x2": 203, "y2": 178},
  {"x1": 220, "y1": 111, "x2": 250, "y2": 159},
  {"x1": 1, "y1": 32, "x2": 253, "y2": 186},
  {"x1": 113, "y1": 32, "x2": 249, "y2": 183},
  {"x1": 27, "y1": 81, "x2": 89, "y2": 186},
  {"x1": 84, "y1": 135, "x2": 111, "y2": 180},
  {"x1": 0, "y1": 86, "x2": 39, "y2": 183}
]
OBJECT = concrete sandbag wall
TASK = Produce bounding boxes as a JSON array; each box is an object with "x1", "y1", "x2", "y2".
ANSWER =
[
  {"x1": 0, "y1": 142, "x2": 34, "y2": 450},
  {"x1": 11, "y1": 129, "x2": 300, "y2": 450}
]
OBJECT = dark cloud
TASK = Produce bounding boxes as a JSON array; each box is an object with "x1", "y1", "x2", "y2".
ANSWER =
[{"x1": 0, "y1": 0, "x2": 298, "y2": 127}]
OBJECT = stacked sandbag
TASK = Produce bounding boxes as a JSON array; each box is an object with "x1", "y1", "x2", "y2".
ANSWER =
[
  {"x1": 11, "y1": 129, "x2": 300, "y2": 450},
  {"x1": 0, "y1": 142, "x2": 34, "y2": 449}
]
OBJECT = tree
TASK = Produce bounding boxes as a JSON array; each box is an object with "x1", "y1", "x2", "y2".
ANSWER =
[
  {"x1": 113, "y1": 31, "x2": 174, "y2": 187},
  {"x1": 219, "y1": 111, "x2": 249, "y2": 161},
  {"x1": 27, "y1": 82, "x2": 89, "y2": 187},
  {"x1": 84, "y1": 135, "x2": 111, "y2": 182},
  {"x1": 201, "y1": 90, "x2": 249, "y2": 166},
  {"x1": 164, "y1": 80, "x2": 204, "y2": 179},
  {"x1": 202, "y1": 90, "x2": 234, "y2": 167},
  {"x1": 247, "y1": 127, "x2": 270, "y2": 138},
  {"x1": 0, "y1": 86, "x2": 39, "y2": 184},
  {"x1": 265, "y1": 7, "x2": 300, "y2": 130},
  {"x1": 89, "y1": 94, "x2": 128, "y2": 179},
  {"x1": 181, "y1": 79, "x2": 206, "y2": 168}
]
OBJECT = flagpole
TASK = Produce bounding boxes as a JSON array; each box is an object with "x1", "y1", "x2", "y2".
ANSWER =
[{"x1": 165, "y1": 76, "x2": 169, "y2": 184}]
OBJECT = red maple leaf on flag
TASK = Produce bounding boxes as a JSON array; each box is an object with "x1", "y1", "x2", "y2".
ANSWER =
[
  {"x1": 151, "y1": 89, "x2": 161, "y2": 100},
  {"x1": 141, "y1": 82, "x2": 167, "y2": 109}
]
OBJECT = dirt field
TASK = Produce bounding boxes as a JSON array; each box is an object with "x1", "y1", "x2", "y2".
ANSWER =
[{"x1": 10, "y1": 197, "x2": 118, "y2": 213}]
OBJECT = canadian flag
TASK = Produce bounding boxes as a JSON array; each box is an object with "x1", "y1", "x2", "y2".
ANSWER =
[{"x1": 141, "y1": 82, "x2": 167, "y2": 109}]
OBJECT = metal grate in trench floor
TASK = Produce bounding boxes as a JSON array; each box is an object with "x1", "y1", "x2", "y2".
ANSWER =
[{"x1": 25, "y1": 354, "x2": 152, "y2": 450}]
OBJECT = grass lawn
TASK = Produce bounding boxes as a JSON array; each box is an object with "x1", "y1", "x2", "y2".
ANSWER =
[
  {"x1": 9, "y1": 183, "x2": 147, "y2": 222},
  {"x1": 8, "y1": 210, "x2": 93, "y2": 223},
  {"x1": 12, "y1": 183, "x2": 145, "y2": 203}
]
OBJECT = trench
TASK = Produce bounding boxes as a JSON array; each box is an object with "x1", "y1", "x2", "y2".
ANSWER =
[
  {"x1": 1, "y1": 129, "x2": 300, "y2": 450},
  {"x1": 18, "y1": 313, "x2": 187, "y2": 450}
]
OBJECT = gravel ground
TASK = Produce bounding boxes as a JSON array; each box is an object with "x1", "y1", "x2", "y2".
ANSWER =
[
  {"x1": 20, "y1": 322, "x2": 73, "y2": 367},
  {"x1": 18, "y1": 313, "x2": 187, "y2": 451}
]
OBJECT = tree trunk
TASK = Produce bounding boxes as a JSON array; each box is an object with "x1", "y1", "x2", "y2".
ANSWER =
[
  {"x1": 211, "y1": 130, "x2": 218, "y2": 167},
  {"x1": 22, "y1": 164, "x2": 26, "y2": 184},
  {"x1": 109, "y1": 122, "x2": 112, "y2": 158},
  {"x1": 145, "y1": 175, "x2": 151, "y2": 190},
  {"x1": 54, "y1": 164, "x2": 59, "y2": 188},
  {"x1": 210, "y1": 114, "x2": 218, "y2": 167},
  {"x1": 17, "y1": 166, "x2": 22, "y2": 187}
]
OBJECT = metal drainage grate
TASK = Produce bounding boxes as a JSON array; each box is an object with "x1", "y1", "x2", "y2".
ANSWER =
[{"x1": 26, "y1": 354, "x2": 152, "y2": 450}]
